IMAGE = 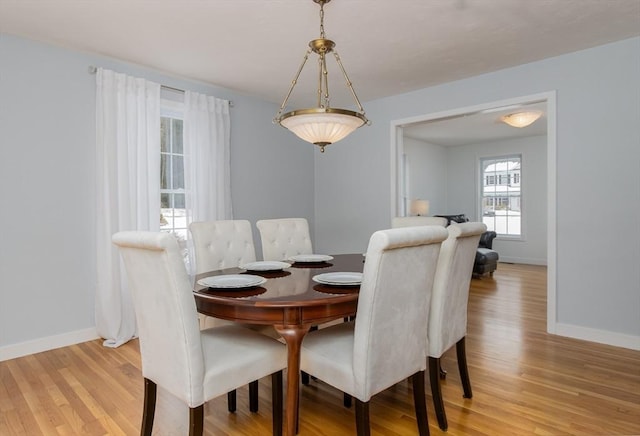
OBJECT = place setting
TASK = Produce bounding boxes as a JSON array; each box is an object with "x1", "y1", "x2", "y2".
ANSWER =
[
  {"x1": 312, "y1": 271, "x2": 363, "y2": 294},
  {"x1": 288, "y1": 254, "x2": 334, "y2": 268},
  {"x1": 196, "y1": 274, "x2": 268, "y2": 297},
  {"x1": 239, "y1": 260, "x2": 292, "y2": 278}
]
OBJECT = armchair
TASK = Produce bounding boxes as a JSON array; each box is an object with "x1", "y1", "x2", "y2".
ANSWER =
[
  {"x1": 434, "y1": 214, "x2": 499, "y2": 277},
  {"x1": 474, "y1": 230, "x2": 498, "y2": 276}
]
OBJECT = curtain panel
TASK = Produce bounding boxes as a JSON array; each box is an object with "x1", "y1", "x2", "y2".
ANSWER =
[
  {"x1": 183, "y1": 91, "x2": 232, "y2": 222},
  {"x1": 183, "y1": 91, "x2": 233, "y2": 272},
  {"x1": 95, "y1": 68, "x2": 161, "y2": 347}
]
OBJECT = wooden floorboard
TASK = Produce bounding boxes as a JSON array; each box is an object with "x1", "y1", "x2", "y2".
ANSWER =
[{"x1": 2, "y1": 263, "x2": 639, "y2": 435}]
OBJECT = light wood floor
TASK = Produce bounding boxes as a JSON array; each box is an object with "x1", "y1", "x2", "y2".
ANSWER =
[{"x1": 2, "y1": 263, "x2": 640, "y2": 435}]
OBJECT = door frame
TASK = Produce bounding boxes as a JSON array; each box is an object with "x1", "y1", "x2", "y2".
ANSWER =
[{"x1": 389, "y1": 91, "x2": 557, "y2": 334}]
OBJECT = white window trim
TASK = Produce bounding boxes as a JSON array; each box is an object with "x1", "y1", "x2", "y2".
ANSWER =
[{"x1": 477, "y1": 153, "x2": 525, "y2": 241}]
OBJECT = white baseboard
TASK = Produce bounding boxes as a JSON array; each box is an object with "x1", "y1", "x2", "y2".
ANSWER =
[
  {"x1": 554, "y1": 322, "x2": 640, "y2": 351},
  {"x1": 499, "y1": 256, "x2": 547, "y2": 266},
  {"x1": 0, "y1": 327, "x2": 100, "y2": 362}
]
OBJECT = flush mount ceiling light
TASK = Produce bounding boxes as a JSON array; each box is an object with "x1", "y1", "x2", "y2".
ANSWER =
[
  {"x1": 274, "y1": 0, "x2": 369, "y2": 152},
  {"x1": 500, "y1": 111, "x2": 543, "y2": 128}
]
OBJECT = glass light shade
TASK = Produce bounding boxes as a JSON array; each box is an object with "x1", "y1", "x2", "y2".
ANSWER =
[
  {"x1": 500, "y1": 111, "x2": 543, "y2": 128},
  {"x1": 279, "y1": 108, "x2": 367, "y2": 148},
  {"x1": 410, "y1": 199, "x2": 430, "y2": 216}
]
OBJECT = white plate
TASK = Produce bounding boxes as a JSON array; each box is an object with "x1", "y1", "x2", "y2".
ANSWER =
[
  {"x1": 288, "y1": 254, "x2": 334, "y2": 263},
  {"x1": 240, "y1": 261, "x2": 291, "y2": 271},
  {"x1": 313, "y1": 272, "x2": 363, "y2": 286},
  {"x1": 197, "y1": 274, "x2": 267, "y2": 289}
]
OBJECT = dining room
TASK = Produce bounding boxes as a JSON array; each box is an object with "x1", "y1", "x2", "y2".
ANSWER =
[
  {"x1": 1, "y1": 1, "x2": 639, "y2": 435},
  {"x1": 3, "y1": 258, "x2": 639, "y2": 434}
]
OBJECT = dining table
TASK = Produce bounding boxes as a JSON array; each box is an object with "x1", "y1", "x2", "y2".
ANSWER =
[{"x1": 193, "y1": 253, "x2": 364, "y2": 436}]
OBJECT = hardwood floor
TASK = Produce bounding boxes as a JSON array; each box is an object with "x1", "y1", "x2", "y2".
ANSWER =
[{"x1": 2, "y1": 263, "x2": 639, "y2": 435}]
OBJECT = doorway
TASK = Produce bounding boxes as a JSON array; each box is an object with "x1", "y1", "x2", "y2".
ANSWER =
[{"x1": 389, "y1": 91, "x2": 557, "y2": 334}]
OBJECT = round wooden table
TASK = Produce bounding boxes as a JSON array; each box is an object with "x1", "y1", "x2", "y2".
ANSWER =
[{"x1": 193, "y1": 254, "x2": 364, "y2": 436}]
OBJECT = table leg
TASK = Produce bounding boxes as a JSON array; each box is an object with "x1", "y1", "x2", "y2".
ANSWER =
[{"x1": 274, "y1": 324, "x2": 311, "y2": 436}]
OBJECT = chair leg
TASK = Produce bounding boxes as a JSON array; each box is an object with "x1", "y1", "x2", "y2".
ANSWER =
[
  {"x1": 429, "y1": 357, "x2": 448, "y2": 431},
  {"x1": 141, "y1": 378, "x2": 157, "y2": 436},
  {"x1": 344, "y1": 392, "x2": 352, "y2": 408},
  {"x1": 272, "y1": 371, "x2": 283, "y2": 436},
  {"x1": 439, "y1": 359, "x2": 447, "y2": 380},
  {"x1": 456, "y1": 337, "x2": 473, "y2": 399},
  {"x1": 227, "y1": 390, "x2": 236, "y2": 412},
  {"x1": 411, "y1": 371, "x2": 430, "y2": 436},
  {"x1": 249, "y1": 380, "x2": 259, "y2": 412},
  {"x1": 188, "y1": 405, "x2": 204, "y2": 436},
  {"x1": 355, "y1": 399, "x2": 370, "y2": 436}
]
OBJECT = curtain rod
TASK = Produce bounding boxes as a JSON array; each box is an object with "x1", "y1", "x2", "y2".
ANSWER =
[{"x1": 88, "y1": 65, "x2": 233, "y2": 107}]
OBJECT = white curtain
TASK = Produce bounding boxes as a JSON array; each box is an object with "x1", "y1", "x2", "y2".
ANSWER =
[
  {"x1": 95, "y1": 68, "x2": 161, "y2": 347},
  {"x1": 183, "y1": 92, "x2": 232, "y2": 274},
  {"x1": 183, "y1": 91, "x2": 232, "y2": 224}
]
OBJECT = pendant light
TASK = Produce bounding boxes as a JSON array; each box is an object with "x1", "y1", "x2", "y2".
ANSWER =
[{"x1": 274, "y1": 0, "x2": 369, "y2": 152}]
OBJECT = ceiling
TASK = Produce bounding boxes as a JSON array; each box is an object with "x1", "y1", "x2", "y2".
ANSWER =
[
  {"x1": 1, "y1": 0, "x2": 638, "y2": 110},
  {"x1": 403, "y1": 101, "x2": 548, "y2": 146}
]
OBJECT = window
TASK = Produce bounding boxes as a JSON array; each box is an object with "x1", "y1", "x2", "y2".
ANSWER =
[
  {"x1": 160, "y1": 107, "x2": 188, "y2": 247},
  {"x1": 481, "y1": 155, "x2": 521, "y2": 237}
]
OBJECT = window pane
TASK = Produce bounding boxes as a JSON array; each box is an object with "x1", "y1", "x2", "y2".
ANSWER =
[
  {"x1": 161, "y1": 154, "x2": 170, "y2": 189},
  {"x1": 174, "y1": 193, "x2": 185, "y2": 209},
  {"x1": 161, "y1": 193, "x2": 170, "y2": 208},
  {"x1": 161, "y1": 117, "x2": 169, "y2": 153},
  {"x1": 172, "y1": 155, "x2": 184, "y2": 189},
  {"x1": 172, "y1": 119, "x2": 183, "y2": 154}
]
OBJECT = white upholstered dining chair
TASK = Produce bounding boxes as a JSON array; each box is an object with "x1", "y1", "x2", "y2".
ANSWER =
[
  {"x1": 190, "y1": 219, "x2": 257, "y2": 329},
  {"x1": 391, "y1": 216, "x2": 448, "y2": 228},
  {"x1": 300, "y1": 226, "x2": 448, "y2": 436},
  {"x1": 428, "y1": 222, "x2": 486, "y2": 431},
  {"x1": 188, "y1": 220, "x2": 263, "y2": 413},
  {"x1": 190, "y1": 220, "x2": 257, "y2": 273},
  {"x1": 112, "y1": 231, "x2": 286, "y2": 436},
  {"x1": 256, "y1": 218, "x2": 313, "y2": 261}
]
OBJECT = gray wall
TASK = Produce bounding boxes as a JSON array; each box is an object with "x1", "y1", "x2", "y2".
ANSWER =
[
  {"x1": 314, "y1": 37, "x2": 640, "y2": 342},
  {"x1": 403, "y1": 138, "x2": 448, "y2": 215},
  {"x1": 0, "y1": 34, "x2": 314, "y2": 349}
]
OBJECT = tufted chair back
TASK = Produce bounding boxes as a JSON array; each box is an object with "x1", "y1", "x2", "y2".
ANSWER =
[
  {"x1": 299, "y1": 226, "x2": 447, "y2": 434},
  {"x1": 256, "y1": 218, "x2": 313, "y2": 261},
  {"x1": 353, "y1": 226, "x2": 448, "y2": 400},
  {"x1": 112, "y1": 231, "x2": 206, "y2": 406},
  {"x1": 392, "y1": 216, "x2": 448, "y2": 228},
  {"x1": 429, "y1": 222, "x2": 486, "y2": 357},
  {"x1": 189, "y1": 220, "x2": 257, "y2": 274}
]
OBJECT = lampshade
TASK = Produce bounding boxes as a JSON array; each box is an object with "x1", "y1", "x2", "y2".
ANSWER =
[
  {"x1": 500, "y1": 111, "x2": 543, "y2": 128},
  {"x1": 279, "y1": 109, "x2": 367, "y2": 147},
  {"x1": 410, "y1": 199, "x2": 430, "y2": 216},
  {"x1": 274, "y1": 0, "x2": 369, "y2": 152}
]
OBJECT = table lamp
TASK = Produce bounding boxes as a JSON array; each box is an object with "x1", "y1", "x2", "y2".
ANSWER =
[{"x1": 410, "y1": 199, "x2": 430, "y2": 216}]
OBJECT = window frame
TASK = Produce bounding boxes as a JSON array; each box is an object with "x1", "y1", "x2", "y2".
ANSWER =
[
  {"x1": 478, "y1": 153, "x2": 524, "y2": 240},
  {"x1": 160, "y1": 98, "x2": 189, "y2": 249}
]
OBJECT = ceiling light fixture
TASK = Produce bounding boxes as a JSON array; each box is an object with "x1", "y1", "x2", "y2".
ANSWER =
[
  {"x1": 274, "y1": 0, "x2": 369, "y2": 152},
  {"x1": 500, "y1": 111, "x2": 543, "y2": 128}
]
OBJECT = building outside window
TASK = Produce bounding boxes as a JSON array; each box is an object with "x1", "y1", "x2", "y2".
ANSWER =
[{"x1": 481, "y1": 155, "x2": 521, "y2": 237}]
